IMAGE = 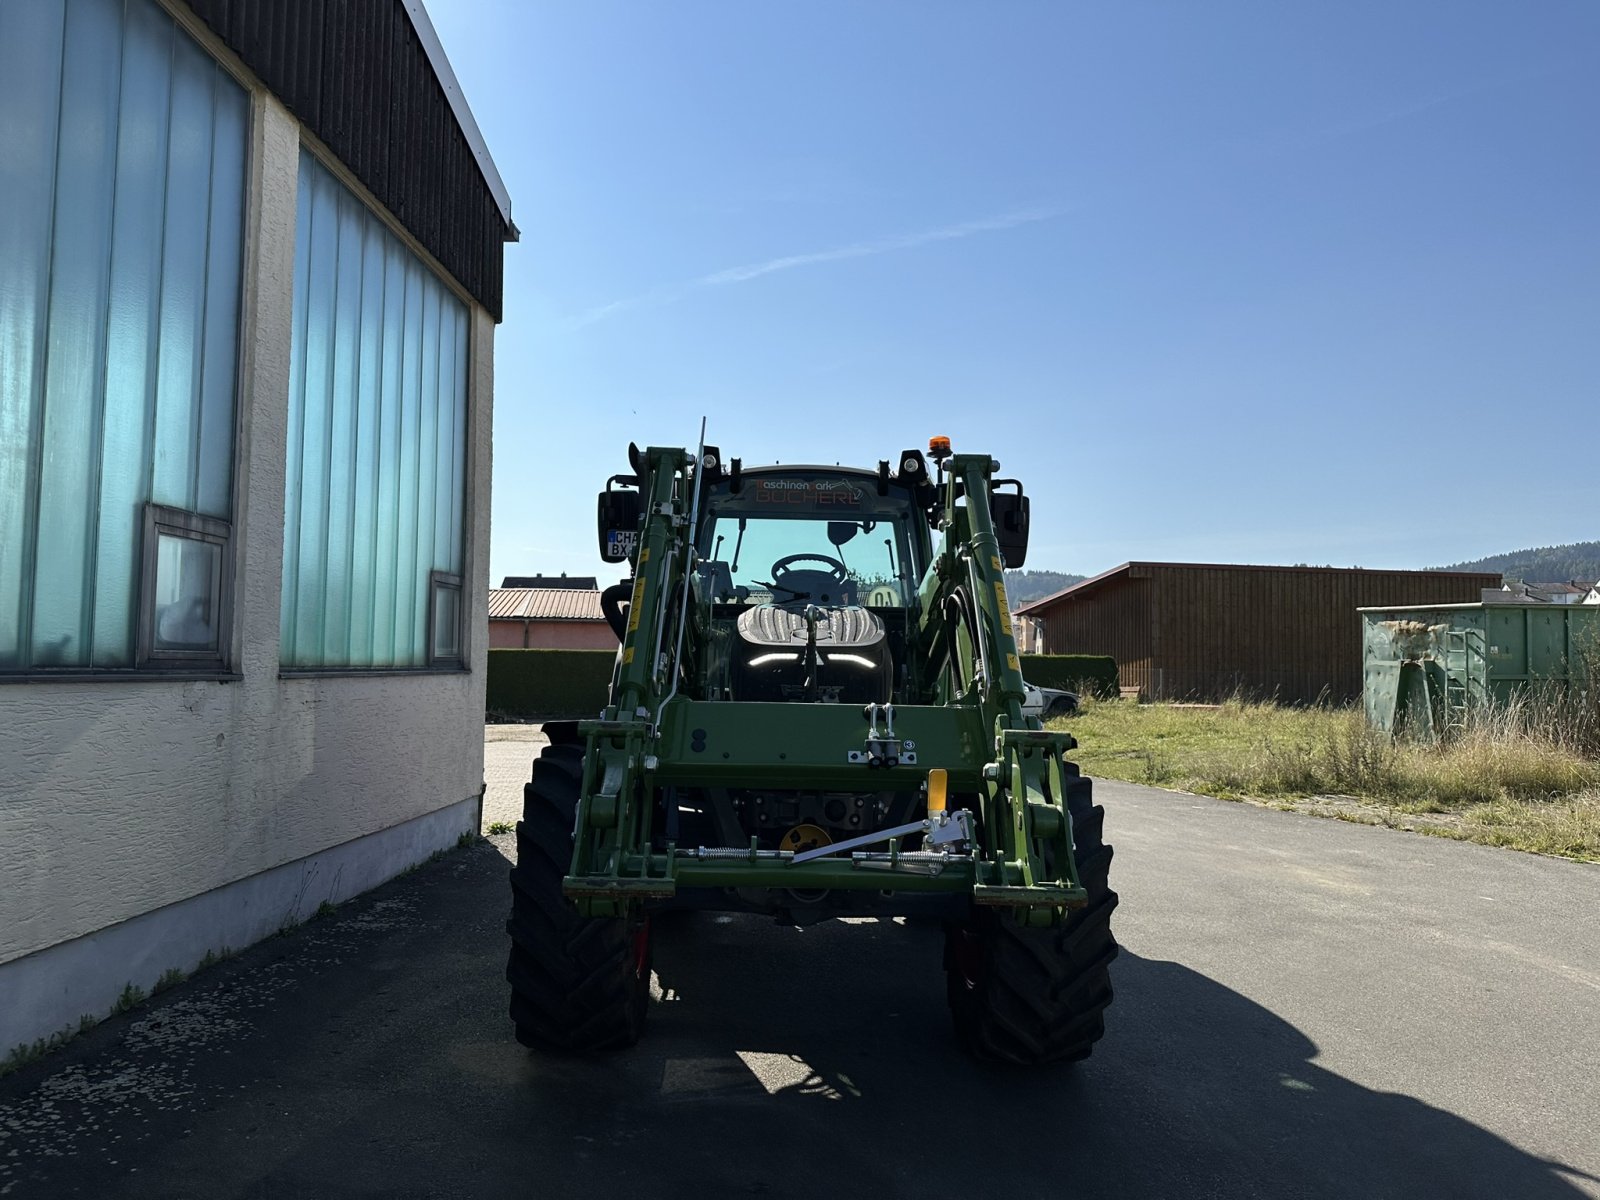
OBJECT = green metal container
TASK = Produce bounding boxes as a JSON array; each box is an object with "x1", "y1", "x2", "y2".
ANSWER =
[{"x1": 1360, "y1": 602, "x2": 1600, "y2": 737}]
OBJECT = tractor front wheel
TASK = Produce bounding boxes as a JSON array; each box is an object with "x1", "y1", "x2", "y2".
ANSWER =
[
  {"x1": 944, "y1": 773, "x2": 1118, "y2": 1064},
  {"x1": 506, "y1": 742, "x2": 651, "y2": 1051}
]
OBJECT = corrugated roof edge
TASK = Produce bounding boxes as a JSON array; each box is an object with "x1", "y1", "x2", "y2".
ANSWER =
[
  {"x1": 1014, "y1": 562, "x2": 1504, "y2": 616},
  {"x1": 403, "y1": 0, "x2": 516, "y2": 234},
  {"x1": 487, "y1": 587, "x2": 607, "y2": 621}
]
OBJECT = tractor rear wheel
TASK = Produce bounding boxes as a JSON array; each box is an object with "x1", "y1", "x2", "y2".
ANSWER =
[
  {"x1": 944, "y1": 772, "x2": 1118, "y2": 1064},
  {"x1": 506, "y1": 742, "x2": 651, "y2": 1051}
]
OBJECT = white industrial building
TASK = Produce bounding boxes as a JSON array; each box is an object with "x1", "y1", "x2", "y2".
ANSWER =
[{"x1": 0, "y1": 0, "x2": 515, "y2": 1053}]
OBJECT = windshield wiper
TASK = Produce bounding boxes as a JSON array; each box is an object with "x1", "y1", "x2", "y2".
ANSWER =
[{"x1": 754, "y1": 580, "x2": 810, "y2": 601}]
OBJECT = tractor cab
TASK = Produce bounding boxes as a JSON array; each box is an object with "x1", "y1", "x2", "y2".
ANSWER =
[
  {"x1": 693, "y1": 465, "x2": 928, "y2": 705},
  {"x1": 593, "y1": 443, "x2": 1032, "y2": 709}
]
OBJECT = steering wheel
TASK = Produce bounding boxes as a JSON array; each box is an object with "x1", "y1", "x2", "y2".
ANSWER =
[
  {"x1": 757, "y1": 553, "x2": 852, "y2": 603},
  {"x1": 770, "y1": 553, "x2": 849, "y2": 584}
]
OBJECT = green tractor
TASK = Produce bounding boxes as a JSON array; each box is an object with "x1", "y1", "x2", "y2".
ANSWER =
[{"x1": 506, "y1": 437, "x2": 1117, "y2": 1064}]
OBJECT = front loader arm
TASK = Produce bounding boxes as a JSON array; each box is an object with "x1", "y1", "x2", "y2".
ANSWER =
[
  {"x1": 608, "y1": 447, "x2": 692, "y2": 718},
  {"x1": 568, "y1": 447, "x2": 692, "y2": 915},
  {"x1": 943, "y1": 455, "x2": 1086, "y2": 922}
]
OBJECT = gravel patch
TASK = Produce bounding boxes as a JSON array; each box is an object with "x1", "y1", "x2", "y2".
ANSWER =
[{"x1": 482, "y1": 724, "x2": 547, "y2": 832}]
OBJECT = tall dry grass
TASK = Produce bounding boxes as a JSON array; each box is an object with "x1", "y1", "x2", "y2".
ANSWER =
[
  {"x1": 1060, "y1": 684, "x2": 1600, "y2": 859},
  {"x1": 1192, "y1": 703, "x2": 1589, "y2": 806}
]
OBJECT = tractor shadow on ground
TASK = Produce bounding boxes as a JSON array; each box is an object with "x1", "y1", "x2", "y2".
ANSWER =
[{"x1": 506, "y1": 913, "x2": 1594, "y2": 1200}]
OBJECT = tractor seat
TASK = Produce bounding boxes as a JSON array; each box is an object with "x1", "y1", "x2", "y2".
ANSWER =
[
  {"x1": 730, "y1": 603, "x2": 892, "y2": 703},
  {"x1": 735, "y1": 604, "x2": 887, "y2": 650}
]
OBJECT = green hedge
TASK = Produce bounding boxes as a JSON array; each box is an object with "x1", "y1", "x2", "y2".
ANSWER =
[
  {"x1": 487, "y1": 649, "x2": 615, "y2": 719},
  {"x1": 1020, "y1": 654, "x2": 1120, "y2": 700},
  {"x1": 485, "y1": 648, "x2": 1120, "y2": 717}
]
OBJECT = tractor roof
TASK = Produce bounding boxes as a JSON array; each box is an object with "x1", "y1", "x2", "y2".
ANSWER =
[{"x1": 738, "y1": 464, "x2": 879, "y2": 478}]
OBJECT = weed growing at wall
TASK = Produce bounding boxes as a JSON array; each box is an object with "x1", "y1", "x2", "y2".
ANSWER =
[{"x1": 112, "y1": 984, "x2": 146, "y2": 1015}]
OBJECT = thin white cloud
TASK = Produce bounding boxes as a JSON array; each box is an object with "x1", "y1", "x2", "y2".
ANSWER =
[
  {"x1": 559, "y1": 205, "x2": 1062, "y2": 332},
  {"x1": 697, "y1": 207, "x2": 1062, "y2": 287}
]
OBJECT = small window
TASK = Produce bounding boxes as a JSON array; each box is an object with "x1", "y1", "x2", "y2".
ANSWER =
[
  {"x1": 428, "y1": 571, "x2": 464, "y2": 668},
  {"x1": 138, "y1": 505, "x2": 232, "y2": 668}
]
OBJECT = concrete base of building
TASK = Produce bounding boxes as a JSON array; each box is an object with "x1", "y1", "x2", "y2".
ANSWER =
[{"x1": 0, "y1": 794, "x2": 482, "y2": 1056}]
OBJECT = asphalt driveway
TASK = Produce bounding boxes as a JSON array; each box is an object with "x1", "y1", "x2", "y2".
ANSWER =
[{"x1": 3, "y1": 774, "x2": 1598, "y2": 1199}]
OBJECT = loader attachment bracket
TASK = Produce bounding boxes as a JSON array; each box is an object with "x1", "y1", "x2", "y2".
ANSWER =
[{"x1": 968, "y1": 725, "x2": 1089, "y2": 923}]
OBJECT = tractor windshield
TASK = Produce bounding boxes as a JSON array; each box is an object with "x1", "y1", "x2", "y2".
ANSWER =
[{"x1": 698, "y1": 473, "x2": 920, "y2": 607}]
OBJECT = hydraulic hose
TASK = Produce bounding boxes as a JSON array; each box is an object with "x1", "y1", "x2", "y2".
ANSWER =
[
  {"x1": 600, "y1": 582, "x2": 632, "y2": 642},
  {"x1": 943, "y1": 586, "x2": 980, "y2": 695}
]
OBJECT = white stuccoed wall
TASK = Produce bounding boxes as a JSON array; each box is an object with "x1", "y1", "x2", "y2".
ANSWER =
[{"x1": 0, "y1": 85, "x2": 495, "y2": 1050}]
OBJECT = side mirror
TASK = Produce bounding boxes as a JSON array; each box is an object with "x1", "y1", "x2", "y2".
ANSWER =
[
  {"x1": 597, "y1": 480, "x2": 642, "y2": 563},
  {"x1": 990, "y1": 480, "x2": 1030, "y2": 569}
]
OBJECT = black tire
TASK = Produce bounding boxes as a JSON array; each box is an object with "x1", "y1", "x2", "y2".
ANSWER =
[
  {"x1": 944, "y1": 770, "x2": 1118, "y2": 1064},
  {"x1": 1046, "y1": 696, "x2": 1078, "y2": 718},
  {"x1": 506, "y1": 743, "x2": 651, "y2": 1051}
]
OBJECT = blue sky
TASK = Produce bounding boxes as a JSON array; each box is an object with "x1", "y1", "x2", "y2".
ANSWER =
[{"x1": 425, "y1": 1, "x2": 1599, "y2": 587}]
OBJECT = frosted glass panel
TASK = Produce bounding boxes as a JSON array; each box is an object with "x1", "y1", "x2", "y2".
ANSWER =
[
  {"x1": 0, "y1": 0, "x2": 67, "y2": 668},
  {"x1": 150, "y1": 34, "x2": 217, "y2": 513},
  {"x1": 279, "y1": 164, "x2": 314, "y2": 669},
  {"x1": 32, "y1": 0, "x2": 122, "y2": 667},
  {"x1": 94, "y1": 0, "x2": 176, "y2": 666},
  {"x1": 0, "y1": 0, "x2": 247, "y2": 672},
  {"x1": 197, "y1": 81, "x2": 249, "y2": 518},
  {"x1": 282, "y1": 152, "x2": 469, "y2": 669}
]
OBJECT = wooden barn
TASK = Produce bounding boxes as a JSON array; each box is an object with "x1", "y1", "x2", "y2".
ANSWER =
[{"x1": 1016, "y1": 562, "x2": 1501, "y2": 703}]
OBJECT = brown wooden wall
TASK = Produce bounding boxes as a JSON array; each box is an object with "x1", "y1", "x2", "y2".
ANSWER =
[
  {"x1": 1034, "y1": 565, "x2": 1498, "y2": 703},
  {"x1": 1036, "y1": 572, "x2": 1155, "y2": 695}
]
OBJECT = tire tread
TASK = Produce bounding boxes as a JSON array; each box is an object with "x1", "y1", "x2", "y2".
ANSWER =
[
  {"x1": 945, "y1": 772, "x2": 1119, "y2": 1065},
  {"x1": 505, "y1": 744, "x2": 649, "y2": 1052}
]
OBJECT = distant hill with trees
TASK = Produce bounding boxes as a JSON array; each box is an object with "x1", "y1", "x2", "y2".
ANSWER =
[
  {"x1": 1003, "y1": 541, "x2": 1599, "y2": 605},
  {"x1": 1005, "y1": 569, "x2": 1087, "y2": 607},
  {"x1": 1439, "y1": 541, "x2": 1600, "y2": 583}
]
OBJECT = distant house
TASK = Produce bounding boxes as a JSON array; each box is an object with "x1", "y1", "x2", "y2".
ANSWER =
[
  {"x1": 1018, "y1": 562, "x2": 1500, "y2": 702},
  {"x1": 489, "y1": 588, "x2": 616, "y2": 649},
  {"x1": 1013, "y1": 612, "x2": 1046, "y2": 653},
  {"x1": 1499, "y1": 580, "x2": 1599, "y2": 605},
  {"x1": 501, "y1": 573, "x2": 599, "y2": 590}
]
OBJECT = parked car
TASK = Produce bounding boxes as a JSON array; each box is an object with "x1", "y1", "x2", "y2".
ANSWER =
[{"x1": 1022, "y1": 682, "x2": 1079, "y2": 719}]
